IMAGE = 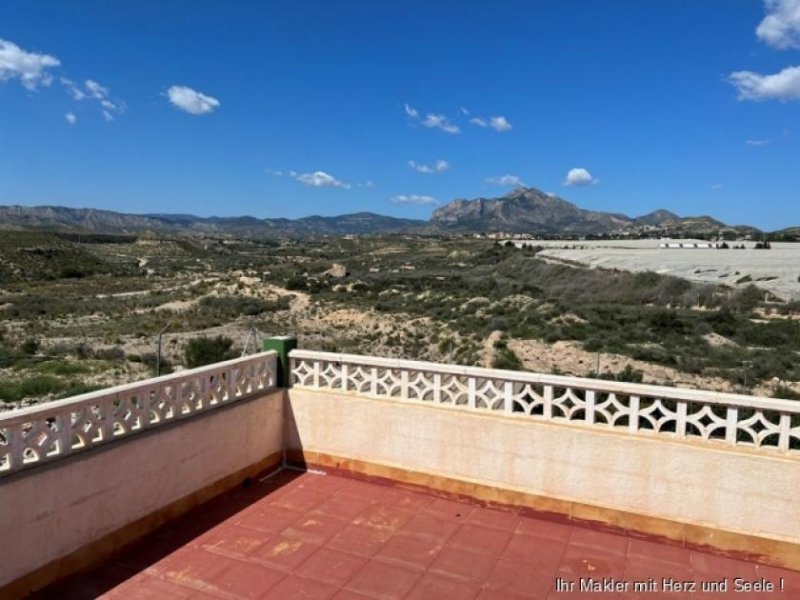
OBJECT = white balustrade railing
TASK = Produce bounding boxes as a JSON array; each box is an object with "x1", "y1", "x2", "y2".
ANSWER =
[
  {"x1": 290, "y1": 350, "x2": 800, "y2": 454},
  {"x1": 0, "y1": 351, "x2": 278, "y2": 477}
]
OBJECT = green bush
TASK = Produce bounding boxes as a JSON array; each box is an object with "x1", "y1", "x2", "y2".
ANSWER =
[
  {"x1": 773, "y1": 385, "x2": 800, "y2": 400},
  {"x1": 37, "y1": 360, "x2": 90, "y2": 376},
  {"x1": 184, "y1": 335, "x2": 235, "y2": 368},
  {"x1": 20, "y1": 338, "x2": 40, "y2": 355}
]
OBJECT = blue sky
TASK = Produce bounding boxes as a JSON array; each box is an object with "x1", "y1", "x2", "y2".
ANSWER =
[{"x1": 1, "y1": 1, "x2": 799, "y2": 229}]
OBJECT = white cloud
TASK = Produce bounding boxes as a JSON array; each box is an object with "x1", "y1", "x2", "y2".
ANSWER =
[
  {"x1": 61, "y1": 77, "x2": 85, "y2": 100},
  {"x1": 85, "y1": 79, "x2": 108, "y2": 99},
  {"x1": 711, "y1": 183, "x2": 724, "y2": 190},
  {"x1": 391, "y1": 194, "x2": 438, "y2": 205},
  {"x1": 62, "y1": 77, "x2": 125, "y2": 120},
  {"x1": 167, "y1": 85, "x2": 220, "y2": 115},
  {"x1": 488, "y1": 116, "x2": 512, "y2": 132},
  {"x1": 0, "y1": 38, "x2": 60, "y2": 90},
  {"x1": 357, "y1": 180, "x2": 376, "y2": 188},
  {"x1": 729, "y1": 65, "x2": 800, "y2": 101},
  {"x1": 757, "y1": 0, "x2": 800, "y2": 49},
  {"x1": 266, "y1": 168, "x2": 284, "y2": 176},
  {"x1": 460, "y1": 106, "x2": 470, "y2": 115},
  {"x1": 294, "y1": 171, "x2": 351, "y2": 189},
  {"x1": 746, "y1": 138, "x2": 771, "y2": 146},
  {"x1": 405, "y1": 104, "x2": 464, "y2": 134},
  {"x1": 470, "y1": 115, "x2": 512, "y2": 131},
  {"x1": 564, "y1": 167, "x2": 598, "y2": 186},
  {"x1": 422, "y1": 113, "x2": 460, "y2": 134},
  {"x1": 485, "y1": 174, "x2": 525, "y2": 187},
  {"x1": 65, "y1": 112, "x2": 76, "y2": 125},
  {"x1": 409, "y1": 159, "x2": 450, "y2": 174}
]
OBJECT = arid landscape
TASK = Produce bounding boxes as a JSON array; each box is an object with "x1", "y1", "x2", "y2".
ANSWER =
[{"x1": 2, "y1": 227, "x2": 799, "y2": 408}]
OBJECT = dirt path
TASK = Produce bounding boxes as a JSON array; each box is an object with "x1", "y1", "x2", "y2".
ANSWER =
[{"x1": 481, "y1": 330, "x2": 503, "y2": 368}]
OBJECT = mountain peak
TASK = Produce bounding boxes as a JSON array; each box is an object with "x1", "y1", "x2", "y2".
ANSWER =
[{"x1": 431, "y1": 187, "x2": 630, "y2": 233}]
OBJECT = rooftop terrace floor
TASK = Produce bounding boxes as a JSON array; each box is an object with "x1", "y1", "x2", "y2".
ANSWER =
[{"x1": 37, "y1": 470, "x2": 800, "y2": 600}]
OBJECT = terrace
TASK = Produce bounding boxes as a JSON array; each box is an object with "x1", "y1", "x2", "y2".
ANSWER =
[{"x1": 1, "y1": 339, "x2": 799, "y2": 598}]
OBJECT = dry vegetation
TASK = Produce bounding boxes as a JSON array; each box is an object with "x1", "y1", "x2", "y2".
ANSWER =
[{"x1": 1, "y1": 231, "x2": 800, "y2": 407}]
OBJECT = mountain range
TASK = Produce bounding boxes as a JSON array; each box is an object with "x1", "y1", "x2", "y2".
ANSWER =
[{"x1": 0, "y1": 187, "x2": 786, "y2": 237}]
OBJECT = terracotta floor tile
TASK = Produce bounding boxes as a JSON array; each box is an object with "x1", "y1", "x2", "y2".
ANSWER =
[
  {"x1": 397, "y1": 511, "x2": 462, "y2": 543},
  {"x1": 262, "y1": 575, "x2": 339, "y2": 600},
  {"x1": 467, "y1": 506, "x2": 521, "y2": 532},
  {"x1": 282, "y1": 510, "x2": 351, "y2": 545},
  {"x1": 429, "y1": 545, "x2": 500, "y2": 582},
  {"x1": 266, "y1": 487, "x2": 328, "y2": 513},
  {"x1": 233, "y1": 504, "x2": 304, "y2": 534},
  {"x1": 296, "y1": 547, "x2": 368, "y2": 587},
  {"x1": 154, "y1": 515, "x2": 216, "y2": 546},
  {"x1": 248, "y1": 534, "x2": 322, "y2": 572},
  {"x1": 502, "y1": 532, "x2": 566, "y2": 564},
  {"x1": 198, "y1": 524, "x2": 266, "y2": 559},
  {"x1": 486, "y1": 556, "x2": 555, "y2": 598},
  {"x1": 193, "y1": 495, "x2": 253, "y2": 525},
  {"x1": 557, "y1": 543, "x2": 626, "y2": 581},
  {"x1": 515, "y1": 517, "x2": 574, "y2": 543},
  {"x1": 405, "y1": 571, "x2": 483, "y2": 600},
  {"x1": 48, "y1": 565, "x2": 141, "y2": 600},
  {"x1": 345, "y1": 560, "x2": 421, "y2": 600},
  {"x1": 315, "y1": 492, "x2": 378, "y2": 521},
  {"x1": 374, "y1": 533, "x2": 443, "y2": 570},
  {"x1": 107, "y1": 575, "x2": 196, "y2": 599},
  {"x1": 477, "y1": 588, "x2": 528, "y2": 600},
  {"x1": 113, "y1": 538, "x2": 183, "y2": 572},
  {"x1": 375, "y1": 487, "x2": 434, "y2": 512},
  {"x1": 423, "y1": 496, "x2": 475, "y2": 520},
  {"x1": 568, "y1": 527, "x2": 630, "y2": 556},
  {"x1": 338, "y1": 479, "x2": 389, "y2": 501},
  {"x1": 545, "y1": 591, "x2": 622, "y2": 600},
  {"x1": 449, "y1": 523, "x2": 513, "y2": 557},
  {"x1": 757, "y1": 564, "x2": 800, "y2": 593},
  {"x1": 37, "y1": 471, "x2": 789, "y2": 600},
  {"x1": 296, "y1": 473, "x2": 353, "y2": 495},
  {"x1": 209, "y1": 561, "x2": 286, "y2": 599},
  {"x1": 327, "y1": 523, "x2": 394, "y2": 557},
  {"x1": 627, "y1": 538, "x2": 691, "y2": 569},
  {"x1": 351, "y1": 503, "x2": 416, "y2": 533},
  {"x1": 691, "y1": 551, "x2": 759, "y2": 580},
  {"x1": 331, "y1": 589, "x2": 376, "y2": 600},
  {"x1": 623, "y1": 555, "x2": 692, "y2": 585},
  {"x1": 158, "y1": 547, "x2": 241, "y2": 595},
  {"x1": 144, "y1": 545, "x2": 225, "y2": 579}
]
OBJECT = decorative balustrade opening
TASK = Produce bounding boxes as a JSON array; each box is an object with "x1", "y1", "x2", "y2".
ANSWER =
[
  {"x1": 0, "y1": 352, "x2": 277, "y2": 476},
  {"x1": 290, "y1": 350, "x2": 800, "y2": 454}
]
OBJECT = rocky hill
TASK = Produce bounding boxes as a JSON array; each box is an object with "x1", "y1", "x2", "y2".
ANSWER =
[
  {"x1": 0, "y1": 187, "x2": 785, "y2": 237},
  {"x1": 0, "y1": 206, "x2": 425, "y2": 237},
  {"x1": 430, "y1": 187, "x2": 754, "y2": 236},
  {"x1": 431, "y1": 188, "x2": 632, "y2": 234}
]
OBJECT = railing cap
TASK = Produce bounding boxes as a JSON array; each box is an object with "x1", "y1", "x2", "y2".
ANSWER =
[
  {"x1": 0, "y1": 350, "x2": 278, "y2": 424},
  {"x1": 288, "y1": 349, "x2": 800, "y2": 414}
]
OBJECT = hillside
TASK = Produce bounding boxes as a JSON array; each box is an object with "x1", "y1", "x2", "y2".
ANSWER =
[
  {"x1": 0, "y1": 206, "x2": 425, "y2": 237},
  {"x1": 431, "y1": 188, "x2": 632, "y2": 234},
  {"x1": 0, "y1": 187, "x2": 789, "y2": 237},
  {"x1": 430, "y1": 187, "x2": 759, "y2": 236}
]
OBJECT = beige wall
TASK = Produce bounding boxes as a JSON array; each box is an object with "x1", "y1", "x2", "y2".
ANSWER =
[
  {"x1": 0, "y1": 391, "x2": 284, "y2": 589},
  {"x1": 286, "y1": 389, "x2": 800, "y2": 547}
]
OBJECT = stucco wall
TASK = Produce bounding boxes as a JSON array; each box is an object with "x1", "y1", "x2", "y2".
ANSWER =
[
  {"x1": 286, "y1": 388, "x2": 800, "y2": 547},
  {"x1": 0, "y1": 390, "x2": 284, "y2": 589}
]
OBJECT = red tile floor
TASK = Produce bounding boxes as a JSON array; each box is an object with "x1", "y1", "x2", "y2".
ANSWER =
[{"x1": 36, "y1": 470, "x2": 800, "y2": 599}]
